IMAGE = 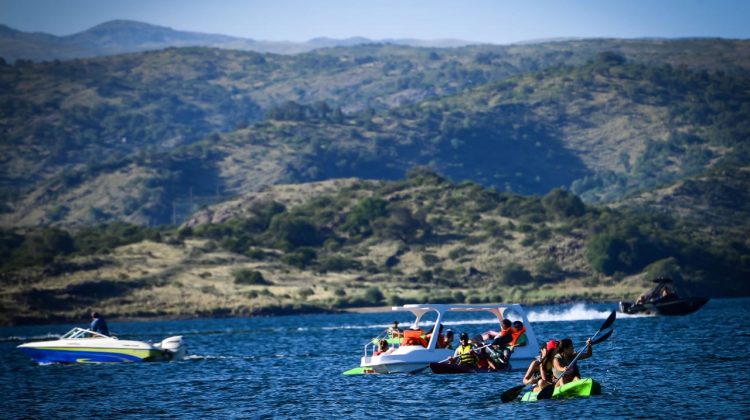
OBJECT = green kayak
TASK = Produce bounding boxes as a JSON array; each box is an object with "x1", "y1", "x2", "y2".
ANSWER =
[{"x1": 521, "y1": 378, "x2": 601, "y2": 402}]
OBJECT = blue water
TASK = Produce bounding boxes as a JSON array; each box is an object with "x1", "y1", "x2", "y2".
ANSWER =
[{"x1": 1, "y1": 299, "x2": 749, "y2": 418}]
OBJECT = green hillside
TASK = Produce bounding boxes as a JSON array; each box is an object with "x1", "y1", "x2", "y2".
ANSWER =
[
  {"x1": 3, "y1": 46, "x2": 748, "y2": 230},
  {"x1": 2, "y1": 39, "x2": 750, "y2": 324},
  {"x1": 1, "y1": 173, "x2": 747, "y2": 325}
]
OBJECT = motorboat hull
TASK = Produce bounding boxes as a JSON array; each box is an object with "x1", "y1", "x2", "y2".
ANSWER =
[
  {"x1": 619, "y1": 297, "x2": 709, "y2": 316},
  {"x1": 521, "y1": 378, "x2": 601, "y2": 402},
  {"x1": 18, "y1": 346, "x2": 166, "y2": 364},
  {"x1": 17, "y1": 329, "x2": 186, "y2": 364}
]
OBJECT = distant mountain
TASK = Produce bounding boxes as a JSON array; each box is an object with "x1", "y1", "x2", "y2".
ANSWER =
[
  {"x1": 2, "y1": 40, "x2": 749, "y2": 232},
  {"x1": 0, "y1": 20, "x2": 475, "y2": 61}
]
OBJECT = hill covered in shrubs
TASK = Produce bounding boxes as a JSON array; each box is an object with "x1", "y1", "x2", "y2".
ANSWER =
[{"x1": 1, "y1": 172, "x2": 747, "y2": 325}]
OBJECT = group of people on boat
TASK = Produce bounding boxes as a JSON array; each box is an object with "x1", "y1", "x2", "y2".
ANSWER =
[
  {"x1": 377, "y1": 318, "x2": 530, "y2": 372},
  {"x1": 448, "y1": 319, "x2": 528, "y2": 372},
  {"x1": 522, "y1": 337, "x2": 592, "y2": 392}
]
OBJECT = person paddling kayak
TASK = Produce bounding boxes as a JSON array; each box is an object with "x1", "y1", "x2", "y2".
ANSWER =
[
  {"x1": 552, "y1": 337, "x2": 592, "y2": 386},
  {"x1": 450, "y1": 332, "x2": 478, "y2": 367},
  {"x1": 523, "y1": 340, "x2": 558, "y2": 392}
]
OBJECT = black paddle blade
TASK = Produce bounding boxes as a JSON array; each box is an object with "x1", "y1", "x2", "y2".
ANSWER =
[
  {"x1": 500, "y1": 384, "x2": 527, "y2": 403},
  {"x1": 600, "y1": 310, "x2": 616, "y2": 331},
  {"x1": 592, "y1": 329, "x2": 613, "y2": 345},
  {"x1": 537, "y1": 383, "x2": 555, "y2": 400}
]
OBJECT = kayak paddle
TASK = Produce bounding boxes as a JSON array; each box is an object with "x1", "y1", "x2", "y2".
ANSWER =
[
  {"x1": 536, "y1": 310, "x2": 616, "y2": 400},
  {"x1": 499, "y1": 327, "x2": 614, "y2": 403},
  {"x1": 408, "y1": 342, "x2": 492, "y2": 374}
]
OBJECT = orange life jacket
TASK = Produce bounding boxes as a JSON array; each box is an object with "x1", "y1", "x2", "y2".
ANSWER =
[
  {"x1": 510, "y1": 326, "x2": 526, "y2": 346},
  {"x1": 403, "y1": 329, "x2": 427, "y2": 347}
]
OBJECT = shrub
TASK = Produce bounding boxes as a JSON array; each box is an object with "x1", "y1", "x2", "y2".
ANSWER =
[
  {"x1": 233, "y1": 269, "x2": 271, "y2": 285},
  {"x1": 317, "y1": 256, "x2": 362, "y2": 272},
  {"x1": 501, "y1": 263, "x2": 534, "y2": 285},
  {"x1": 421, "y1": 253, "x2": 440, "y2": 267},
  {"x1": 362, "y1": 287, "x2": 385, "y2": 305},
  {"x1": 282, "y1": 248, "x2": 317, "y2": 268}
]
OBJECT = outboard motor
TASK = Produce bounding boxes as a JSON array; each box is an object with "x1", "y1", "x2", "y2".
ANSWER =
[{"x1": 158, "y1": 336, "x2": 187, "y2": 360}]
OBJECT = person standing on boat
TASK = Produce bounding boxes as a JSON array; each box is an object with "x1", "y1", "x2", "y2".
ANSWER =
[
  {"x1": 451, "y1": 332, "x2": 478, "y2": 367},
  {"x1": 89, "y1": 311, "x2": 110, "y2": 336},
  {"x1": 388, "y1": 321, "x2": 401, "y2": 339},
  {"x1": 552, "y1": 337, "x2": 591, "y2": 386}
]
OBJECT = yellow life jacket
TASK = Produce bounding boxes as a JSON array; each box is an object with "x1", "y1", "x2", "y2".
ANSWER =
[{"x1": 458, "y1": 344, "x2": 478, "y2": 365}]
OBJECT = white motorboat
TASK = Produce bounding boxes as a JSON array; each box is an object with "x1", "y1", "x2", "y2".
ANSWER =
[
  {"x1": 360, "y1": 303, "x2": 539, "y2": 373},
  {"x1": 17, "y1": 327, "x2": 187, "y2": 364}
]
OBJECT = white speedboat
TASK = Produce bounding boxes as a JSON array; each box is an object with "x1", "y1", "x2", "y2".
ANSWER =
[
  {"x1": 17, "y1": 327, "x2": 186, "y2": 364},
  {"x1": 360, "y1": 303, "x2": 539, "y2": 373}
]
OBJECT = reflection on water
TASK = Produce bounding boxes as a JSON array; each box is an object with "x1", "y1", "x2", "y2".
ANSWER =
[{"x1": 1, "y1": 299, "x2": 748, "y2": 418}]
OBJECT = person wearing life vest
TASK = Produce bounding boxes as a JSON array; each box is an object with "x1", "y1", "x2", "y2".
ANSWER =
[
  {"x1": 402, "y1": 327, "x2": 428, "y2": 347},
  {"x1": 451, "y1": 332, "x2": 478, "y2": 367},
  {"x1": 552, "y1": 337, "x2": 592, "y2": 386},
  {"x1": 524, "y1": 340, "x2": 558, "y2": 392},
  {"x1": 510, "y1": 320, "x2": 528, "y2": 349},
  {"x1": 481, "y1": 318, "x2": 513, "y2": 341}
]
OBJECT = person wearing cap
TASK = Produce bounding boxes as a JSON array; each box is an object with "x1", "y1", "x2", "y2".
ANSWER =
[
  {"x1": 522, "y1": 340, "x2": 558, "y2": 391},
  {"x1": 451, "y1": 332, "x2": 478, "y2": 367}
]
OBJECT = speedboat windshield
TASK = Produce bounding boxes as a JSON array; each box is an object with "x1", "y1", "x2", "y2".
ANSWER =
[{"x1": 60, "y1": 328, "x2": 111, "y2": 339}]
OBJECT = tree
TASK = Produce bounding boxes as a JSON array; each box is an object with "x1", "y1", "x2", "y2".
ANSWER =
[
  {"x1": 501, "y1": 263, "x2": 534, "y2": 285},
  {"x1": 542, "y1": 188, "x2": 585, "y2": 219},
  {"x1": 268, "y1": 216, "x2": 321, "y2": 250},
  {"x1": 343, "y1": 196, "x2": 389, "y2": 236}
]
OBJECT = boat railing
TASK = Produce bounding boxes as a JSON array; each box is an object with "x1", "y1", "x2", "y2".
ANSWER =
[
  {"x1": 363, "y1": 330, "x2": 401, "y2": 358},
  {"x1": 61, "y1": 327, "x2": 112, "y2": 339}
]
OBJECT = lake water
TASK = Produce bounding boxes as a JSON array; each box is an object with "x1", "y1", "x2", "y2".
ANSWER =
[{"x1": 1, "y1": 298, "x2": 749, "y2": 418}]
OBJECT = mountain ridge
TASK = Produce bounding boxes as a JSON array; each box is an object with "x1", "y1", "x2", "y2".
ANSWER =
[{"x1": 0, "y1": 20, "x2": 477, "y2": 61}]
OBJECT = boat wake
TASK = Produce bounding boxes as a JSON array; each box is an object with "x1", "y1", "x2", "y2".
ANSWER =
[{"x1": 527, "y1": 303, "x2": 615, "y2": 322}]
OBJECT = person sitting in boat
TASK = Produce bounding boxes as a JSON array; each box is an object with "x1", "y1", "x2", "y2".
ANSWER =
[
  {"x1": 374, "y1": 339, "x2": 390, "y2": 356},
  {"x1": 524, "y1": 340, "x2": 558, "y2": 392},
  {"x1": 425, "y1": 324, "x2": 444, "y2": 347},
  {"x1": 439, "y1": 329, "x2": 455, "y2": 349},
  {"x1": 552, "y1": 337, "x2": 592, "y2": 386},
  {"x1": 89, "y1": 311, "x2": 110, "y2": 337},
  {"x1": 482, "y1": 318, "x2": 513, "y2": 341},
  {"x1": 451, "y1": 332, "x2": 478, "y2": 367},
  {"x1": 388, "y1": 321, "x2": 402, "y2": 338},
  {"x1": 510, "y1": 320, "x2": 528, "y2": 350},
  {"x1": 402, "y1": 327, "x2": 428, "y2": 347}
]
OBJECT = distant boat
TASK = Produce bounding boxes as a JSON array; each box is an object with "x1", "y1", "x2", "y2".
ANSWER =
[
  {"x1": 17, "y1": 327, "x2": 186, "y2": 364},
  {"x1": 619, "y1": 278, "x2": 709, "y2": 316}
]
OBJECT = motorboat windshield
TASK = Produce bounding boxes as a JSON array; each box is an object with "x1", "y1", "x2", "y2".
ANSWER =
[{"x1": 60, "y1": 328, "x2": 113, "y2": 340}]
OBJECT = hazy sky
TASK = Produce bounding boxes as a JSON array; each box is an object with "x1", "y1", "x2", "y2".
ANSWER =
[{"x1": 1, "y1": 0, "x2": 749, "y2": 43}]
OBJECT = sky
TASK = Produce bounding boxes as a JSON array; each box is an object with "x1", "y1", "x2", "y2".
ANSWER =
[{"x1": 1, "y1": 0, "x2": 749, "y2": 44}]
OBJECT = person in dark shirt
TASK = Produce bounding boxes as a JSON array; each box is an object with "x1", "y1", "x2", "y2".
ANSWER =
[{"x1": 89, "y1": 311, "x2": 110, "y2": 336}]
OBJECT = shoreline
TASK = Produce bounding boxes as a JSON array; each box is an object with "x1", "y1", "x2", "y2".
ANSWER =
[{"x1": 2, "y1": 298, "x2": 626, "y2": 328}]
